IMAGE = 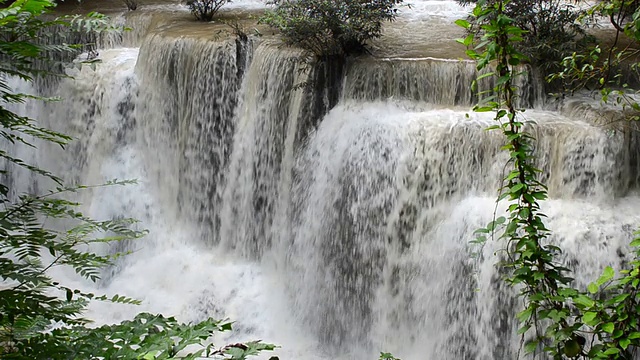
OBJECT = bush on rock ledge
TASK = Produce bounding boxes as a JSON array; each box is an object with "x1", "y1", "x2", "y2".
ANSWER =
[
  {"x1": 188, "y1": 0, "x2": 232, "y2": 21},
  {"x1": 261, "y1": 0, "x2": 404, "y2": 57}
]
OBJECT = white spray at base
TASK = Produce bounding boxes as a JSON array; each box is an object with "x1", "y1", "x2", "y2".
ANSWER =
[
  {"x1": 10, "y1": 47, "x2": 328, "y2": 359},
  {"x1": 7, "y1": 27, "x2": 640, "y2": 360}
]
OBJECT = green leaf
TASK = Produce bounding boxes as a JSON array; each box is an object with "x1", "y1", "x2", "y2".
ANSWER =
[
  {"x1": 531, "y1": 191, "x2": 547, "y2": 200},
  {"x1": 524, "y1": 340, "x2": 538, "y2": 354},
  {"x1": 612, "y1": 293, "x2": 630, "y2": 304},
  {"x1": 517, "y1": 324, "x2": 531, "y2": 335},
  {"x1": 573, "y1": 295, "x2": 595, "y2": 308},
  {"x1": 629, "y1": 332, "x2": 640, "y2": 339},
  {"x1": 602, "y1": 322, "x2": 615, "y2": 334},
  {"x1": 603, "y1": 347, "x2": 619, "y2": 355},
  {"x1": 620, "y1": 338, "x2": 631, "y2": 350},
  {"x1": 582, "y1": 312, "x2": 599, "y2": 326},
  {"x1": 510, "y1": 183, "x2": 525, "y2": 194},
  {"x1": 455, "y1": 19, "x2": 471, "y2": 29},
  {"x1": 516, "y1": 306, "x2": 533, "y2": 323},
  {"x1": 596, "y1": 266, "x2": 615, "y2": 286}
]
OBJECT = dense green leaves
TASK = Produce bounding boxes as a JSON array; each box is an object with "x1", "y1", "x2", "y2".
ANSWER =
[
  {"x1": 261, "y1": 0, "x2": 404, "y2": 56},
  {"x1": 457, "y1": 0, "x2": 591, "y2": 72},
  {"x1": 5, "y1": 314, "x2": 257, "y2": 359},
  {"x1": 187, "y1": 0, "x2": 232, "y2": 21},
  {"x1": 462, "y1": 0, "x2": 640, "y2": 359},
  {"x1": 0, "y1": 0, "x2": 274, "y2": 359},
  {"x1": 548, "y1": 0, "x2": 640, "y2": 123}
]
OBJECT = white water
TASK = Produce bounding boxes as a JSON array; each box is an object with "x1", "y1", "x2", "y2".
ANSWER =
[
  {"x1": 401, "y1": 0, "x2": 469, "y2": 19},
  {"x1": 5, "y1": 2, "x2": 640, "y2": 359},
  {"x1": 171, "y1": 0, "x2": 469, "y2": 17}
]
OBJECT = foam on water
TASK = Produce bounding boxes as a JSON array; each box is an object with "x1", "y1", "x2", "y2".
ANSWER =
[
  {"x1": 6, "y1": 17, "x2": 640, "y2": 360},
  {"x1": 13, "y1": 46, "x2": 328, "y2": 359},
  {"x1": 400, "y1": 0, "x2": 470, "y2": 19}
]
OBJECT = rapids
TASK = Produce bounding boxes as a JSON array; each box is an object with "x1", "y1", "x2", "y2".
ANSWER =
[{"x1": 5, "y1": 1, "x2": 640, "y2": 359}]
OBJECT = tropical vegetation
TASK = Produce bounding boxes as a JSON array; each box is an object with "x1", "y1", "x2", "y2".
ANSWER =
[
  {"x1": 260, "y1": 0, "x2": 404, "y2": 56},
  {"x1": 456, "y1": 0, "x2": 592, "y2": 73},
  {"x1": 187, "y1": 0, "x2": 232, "y2": 21},
  {"x1": 459, "y1": 0, "x2": 640, "y2": 358},
  {"x1": 0, "y1": 0, "x2": 272, "y2": 358}
]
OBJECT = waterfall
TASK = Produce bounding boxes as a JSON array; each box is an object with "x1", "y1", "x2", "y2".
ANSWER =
[
  {"x1": 281, "y1": 102, "x2": 640, "y2": 357},
  {"x1": 133, "y1": 32, "x2": 247, "y2": 238},
  {"x1": 218, "y1": 40, "x2": 309, "y2": 257},
  {"x1": 343, "y1": 58, "x2": 545, "y2": 108},
  {"x1": 5, "y1": 3, "x2": 640, "y2": 359}
]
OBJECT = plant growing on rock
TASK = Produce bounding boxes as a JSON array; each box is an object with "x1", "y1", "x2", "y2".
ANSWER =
[
  {"x1": 261, "y1": 0, "x2": 404, "y2": 57},
  {"x1": 188, "y1": 0, "x2": 232, "y2": 22},
  {"x1": 457, "y1": 0, "x2": 591, "y2": 72}
]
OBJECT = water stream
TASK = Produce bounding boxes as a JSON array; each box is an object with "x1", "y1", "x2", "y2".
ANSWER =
[{"x1": 5, "y1": 1, "x2": 640, "y2": 359}]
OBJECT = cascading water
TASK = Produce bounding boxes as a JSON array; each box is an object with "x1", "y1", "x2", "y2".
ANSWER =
[
  {"x1": 342, "y1": 58, "x2": 543, "y2": 108},
  {"x1": 281, "y1": 102, "x2": 640, "y2": 358},
  {"x1": 6, "y1": 1, "x2": 640, "y2": 359},
  {"x1": 134, "y1": 32, "x2": 246, "y2": 241},
  {"x1": 218, "y1": 41, "x2": 309, "y2": 257}
]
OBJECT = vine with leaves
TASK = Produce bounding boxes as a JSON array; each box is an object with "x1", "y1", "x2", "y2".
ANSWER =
[{"x1": 459, "y1": 0, "x2": 640, "y2": 358}]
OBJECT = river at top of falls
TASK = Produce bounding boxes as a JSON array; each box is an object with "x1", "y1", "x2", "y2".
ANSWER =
[{"x1": 4, "y1": 1, "x2": 640, "y2": 360}]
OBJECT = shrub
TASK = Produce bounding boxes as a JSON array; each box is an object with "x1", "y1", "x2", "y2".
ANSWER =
[
  {"x1": 261, "y1": 0, "x2": 404, "y2": 56},
  {"x1": 187, "y1": 0, "x2": 232, "y2": 22},
  {"x1": 457, "y1": 0, "x2": 592, "y2": 72}
]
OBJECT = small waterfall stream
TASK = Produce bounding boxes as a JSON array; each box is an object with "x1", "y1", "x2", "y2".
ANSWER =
[{"x1": 5, "y1": 2, "x2": 640, "y2": 359}]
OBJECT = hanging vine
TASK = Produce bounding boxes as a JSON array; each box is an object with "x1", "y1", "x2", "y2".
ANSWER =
[{"x1": 459, "y1": 0, "x2": 640, "y2": 358}]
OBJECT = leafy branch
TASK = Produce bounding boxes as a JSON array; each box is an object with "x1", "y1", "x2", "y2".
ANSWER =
[
  {"x1": 460, "y1": 0, "x2": 640, "y2": 358},
  {"x1": 0, "y1": 0, "x2": 277, "y2": 359}
]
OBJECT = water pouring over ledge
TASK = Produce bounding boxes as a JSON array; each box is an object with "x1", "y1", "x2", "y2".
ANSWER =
[{"x1": 6, "y1": 1, "x2": 640, "y2": 358}]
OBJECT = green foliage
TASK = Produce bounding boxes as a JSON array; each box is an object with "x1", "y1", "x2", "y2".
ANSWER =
[
  {"x1": 568, "y1": 233, "x2": 640, "y2": 359},
  {"x1": 461, "y1": 0, "x2": 640, "y2": 358},
  {"x1": 378, "y1": 352, "x2": 401, "y2": 360},
  {"x1": 0, "y1": 0, "x2": 274, "y2": 359},
  {"x1": 0, "y1": 181, "x2": 150, "y2": 358},
  {"x1": 459, "y1": 1, "x2": 569, "y2": 353},
  {"x1": 260, "y1": 0, "x2": 404, "y2": 56},
  {"x1": 4, "y1": 313, "x2": 274, "y2": 359},
  {"x1": 549, "y1": 0, "x2": 640, "y2": 121},
  {"x1": 457, "y1": 0, "x2": 591, "y2": 72},
  {"x1": 593, "y1": 0, "x2": 640, "y2": 35},
  {"x1": 187, "y1": 0, "x2": 232, "y2": 22}
]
